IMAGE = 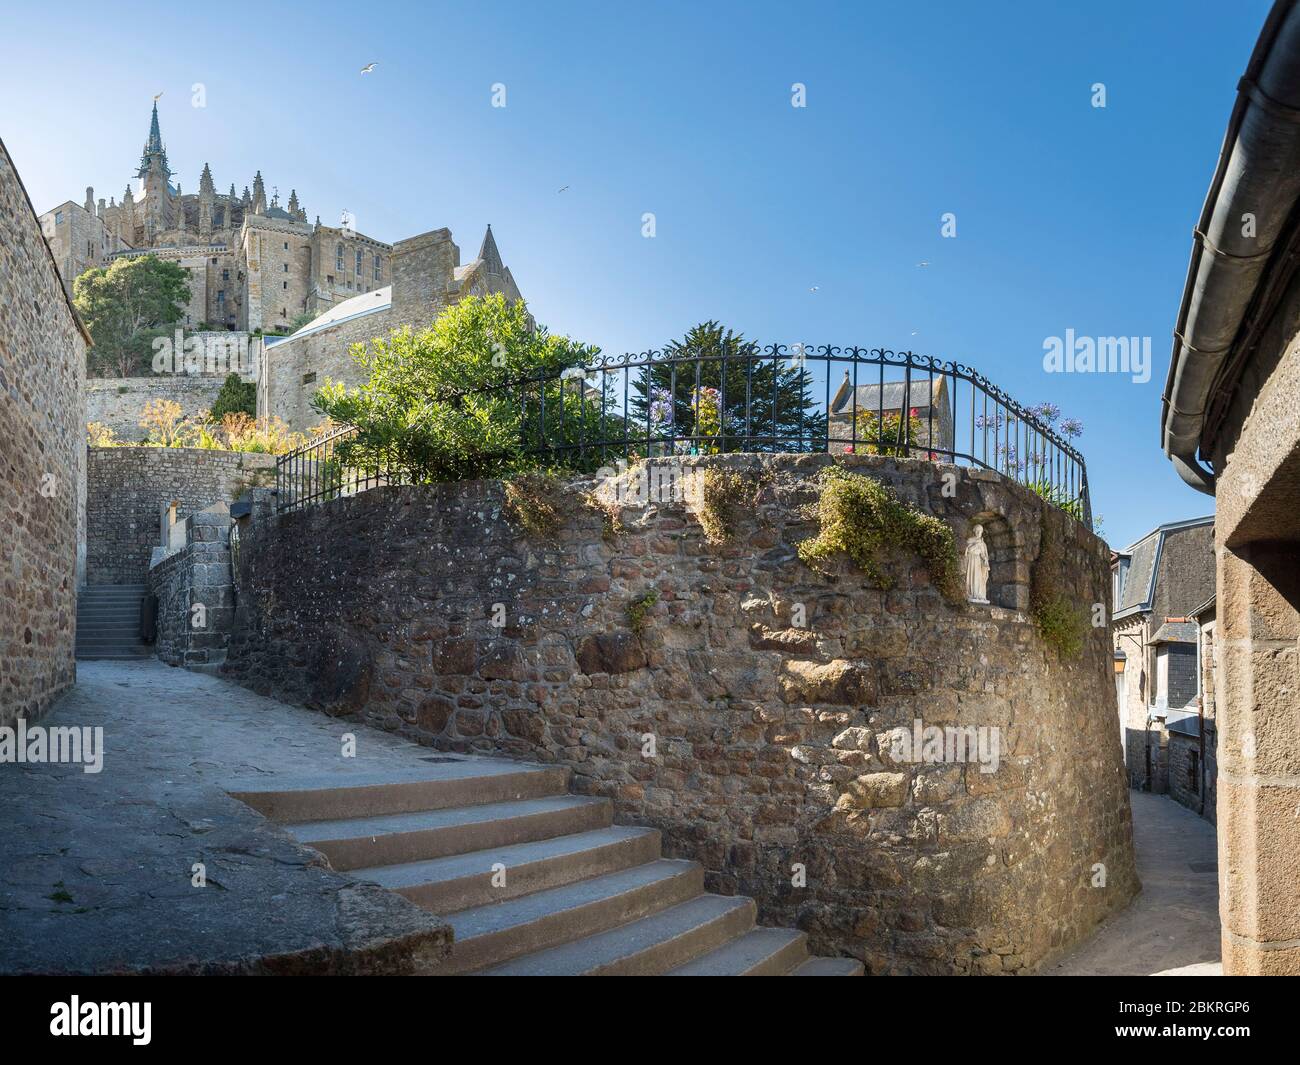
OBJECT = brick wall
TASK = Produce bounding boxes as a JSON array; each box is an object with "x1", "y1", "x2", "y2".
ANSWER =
[
  {"x1": 222, "y1": 453, "x2": 1138, "y2": 974},
  {"x1": 0, "y1": 139, "x2": 88, "y2": 726},
  {"x1": 86, "y1": 447, "x2": 275, "y2": 585}
]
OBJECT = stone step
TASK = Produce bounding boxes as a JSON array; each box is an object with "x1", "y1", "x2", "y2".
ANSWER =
[
  {"x1": 230, "y1": 762, "x2": 571, "y2": 823},
  {"x1": 354, "y1": 825, "x2": 662, "y2": 914},
  {"x1": 75, "y1": 652, "x2": 153, "y2": 661},
  {"x1": 431, "y1": 858, "x2": 703, "y2": 975},
  {"x1": 667, "y1": 925, "x2": 810, "y2": 976},
  {"x1": 478, "y1": 892, "x2": 755, "y2": 976},
  {"x1": 285, "y1": 795, "x2": 612, "y2": 871},
  {"x1": 75, "y1": 638, "x2": 148, "y2": 648},
  {"x1": 789, "y1": 956, "x2": 866, "y2": 976}
]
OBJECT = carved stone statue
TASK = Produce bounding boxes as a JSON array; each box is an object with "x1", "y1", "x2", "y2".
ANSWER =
[{"x1": 964, "y1": 524, "x2": 990, "y2": 604}]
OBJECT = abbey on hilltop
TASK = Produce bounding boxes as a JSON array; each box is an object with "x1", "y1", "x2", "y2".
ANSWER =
[{"x1": 38, "y1": 102, "x2": 522, "y2": 337}]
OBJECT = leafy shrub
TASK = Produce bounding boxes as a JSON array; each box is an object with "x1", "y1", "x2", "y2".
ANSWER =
[
  {"x1": 312, "y1": 294, "x2": 603, "y2": 484},
  {"x1": 798, "y1": 466, "x2": 961, "y2": 600},
  {"x1": 209, "y1": 373, "x2": 257, "y2": 420}
]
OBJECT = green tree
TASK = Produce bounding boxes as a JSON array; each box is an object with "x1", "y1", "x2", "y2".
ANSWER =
[
  {"x1": 629, "y1": 321, "x2": 826, "y2": 453},
  {"x1": 73, "y1": 255, "x2": 191, "y2": 377},
  {"x1": 209, "y1": 373, "x2": 258, "y2": 420},
  {"x1": 312, "y1": 293, "x2": 601, "y2": 483}
]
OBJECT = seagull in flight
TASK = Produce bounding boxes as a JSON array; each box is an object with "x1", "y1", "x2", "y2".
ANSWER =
[
  {"x1": 557, "y1": 185, "x2": 570, "y2": 193},
  {"x1": 809, "y1": 285, "x2": 819, "y2": 293},
  {"x1": 915, "y1": 260, "x2": 930, "y2": 268},
  {"x1": 360, "y1": 62, "x2": 378, "y2": 74}
]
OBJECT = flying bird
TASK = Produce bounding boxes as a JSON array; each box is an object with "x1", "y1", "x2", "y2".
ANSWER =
[
  {"x1": 360, "y1": 62, "x2": 378, "y2": 74},
  {"x1": 809, "y1": 286, "x2": 819, "y2": 293},
  {"x1": 557, "y1": 185, "x2": 570, "y2": 193},
  {"x1": 915, "y1": 260, "x2": 930, "y2": 268}
]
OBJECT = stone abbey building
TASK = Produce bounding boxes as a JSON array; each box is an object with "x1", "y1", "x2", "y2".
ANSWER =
[
  {"x1": 39, "y1": 102, "x2": 522, "y2": 341},
  {"x1": 42, "y1": 103, "x2": 525, "y2": 434}
]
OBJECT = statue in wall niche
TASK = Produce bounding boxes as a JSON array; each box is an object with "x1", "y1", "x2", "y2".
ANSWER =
[{"x1": 964, "y1": 524, "x2": 990, "y2": 604}]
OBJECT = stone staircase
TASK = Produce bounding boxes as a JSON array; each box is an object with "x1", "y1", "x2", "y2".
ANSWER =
[
  {"x1": 230, "y1": 758, "x2": 862, "y2": 976},
  {"x1": 75, "y1": 584, "x2": 151, "y2": 660}
]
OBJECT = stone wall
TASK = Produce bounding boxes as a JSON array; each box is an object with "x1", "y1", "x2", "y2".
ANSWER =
[
  {"x1": 0, "y1": 139, "x2": 89, "y2": 727},
  {"x1": 86, "y1": 447, "x2": 275, "y2": 585},
  {"x1": 86, "y1": 373, "x2": 232, "y2": 441},
  {"x1": 148, "y1": 504, "x2": 236, "y2": 668},
  {"x1": 222, "y1": 453, "x2": 1138, "y2": 973}
]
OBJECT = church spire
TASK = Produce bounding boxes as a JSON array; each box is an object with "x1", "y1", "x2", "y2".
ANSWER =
[
  {"x1": 478, "y1": 223, "x2": 503, "y2": 272},
  {"x1": 137, "y1": 100, "x2": 171, "y2": 179}
]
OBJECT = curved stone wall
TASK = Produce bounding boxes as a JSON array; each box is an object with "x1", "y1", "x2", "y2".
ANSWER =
[{"x1": 223, "y1": 453, "x2": 1138, "y2": 973}]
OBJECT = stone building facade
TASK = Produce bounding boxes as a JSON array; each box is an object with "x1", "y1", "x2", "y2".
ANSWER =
[
  {"x1": 0, "y1": 137, "x2": 89, "y2": 727},
  {"x1": 1160, "y1": 0, "x2": 1300, "y2": 973},
  {"x1": 1110, "y1": 516, "x2": 1214, "y2": 792},
  {"x1": 217, "y1": 454, "x2": 1138, "y2": 973},
  {"x1": 259, "y1": 226, "x2": 524, "y2": 431},
  {"x1": 85, "y1": 447, "x2": 275, "y2": 585}
]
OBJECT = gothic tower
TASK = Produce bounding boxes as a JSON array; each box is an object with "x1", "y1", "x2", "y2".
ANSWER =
[{"x1": 136, "y1": 101, "x2": 173, "y2": 240}]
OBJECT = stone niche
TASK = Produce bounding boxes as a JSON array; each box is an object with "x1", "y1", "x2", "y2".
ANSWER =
[{"x1": 222, "y1": 453, "x2": 1138, "y2": 974}]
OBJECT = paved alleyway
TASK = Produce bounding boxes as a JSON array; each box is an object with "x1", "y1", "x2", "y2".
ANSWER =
[
  {"x1": 0, "y1": 660, "x2": 475, "y2": 974},
  {"x1": 1043, "y1": 790, "x2": 1221, "y2": 976}
]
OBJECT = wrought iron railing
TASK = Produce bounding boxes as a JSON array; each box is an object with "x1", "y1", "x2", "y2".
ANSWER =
[{"x1": 275, "y1": 345, "x2": 1091, "y2": 524}]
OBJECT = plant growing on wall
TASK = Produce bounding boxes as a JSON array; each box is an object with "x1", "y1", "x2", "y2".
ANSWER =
[
  {"x1": 1030, "y1": 513, "x2": 1088, "y2": 658},
  {"x1": 798, "y1": 465, "x2": 961, "y2": 600},
  {"x1": 503, "y1": 471, "x2": 565, "y2": 536},
  {"x1": 695, "y1": 467, "x2": 760, "y2": 544},
  {"x1": 312, "y1": 294, "x2": 605, "y2": 483},
  {"x1": 73, "y1": 254, "x2": 191, "y2": 377}
]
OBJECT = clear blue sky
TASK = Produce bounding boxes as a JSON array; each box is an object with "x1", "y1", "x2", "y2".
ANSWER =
[{"x1": 2, "y1": 0, "x2": 1264, "y2": 547}]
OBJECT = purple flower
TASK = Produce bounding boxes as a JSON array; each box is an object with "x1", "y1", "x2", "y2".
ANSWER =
[
  {"x1": 648, "y1": 387, "x2": 674, "y2": 427},
  {"x1": 1060, "y1": 417, "x2": 1084, "y2": 438},
  {"x1": 1029, "y1": 402, "x2": 1061, "y2": 425}
]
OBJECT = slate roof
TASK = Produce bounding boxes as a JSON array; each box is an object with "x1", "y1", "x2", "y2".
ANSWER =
[
  {"x1": 1166, "y1": 709, "x2": 1202, "y2": 737},
  {"x1": 1113, "y1": 516, "x2": 1213, "y2": 619},
  {"x1": 830, "y1": 379, "x2": 941, "y2": 415},
  {"x1": 266, "y1": 285, "x2": 391, "y2": 346},
  {"x1": 1148, "y1": 620, "x2": 1198, "y2": 645}
]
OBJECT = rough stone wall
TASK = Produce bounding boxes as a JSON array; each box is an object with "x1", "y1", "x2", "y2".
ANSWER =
[
  {"x1": 86, "y1": 447, "x2": 275, "y2": 585},
  {"x1": 222, "y1": 453, "x2": 1138, "y2": 973},
  {"x1": 148, "y1": 505, "x2": 235, "y2": 667},
  {"x1": 0, "y1": 139, "x2": 88, "y2": 727}
]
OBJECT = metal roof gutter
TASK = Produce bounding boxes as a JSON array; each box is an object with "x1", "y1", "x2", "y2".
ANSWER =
[{"x1": 1162, "y1": 0, "x2": 1300, "y2": 493}]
